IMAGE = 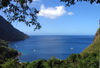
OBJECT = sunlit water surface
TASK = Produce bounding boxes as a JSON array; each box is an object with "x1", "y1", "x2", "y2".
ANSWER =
[{"x1": 9, "y1": 35, "x2": 94, "y2": 62}]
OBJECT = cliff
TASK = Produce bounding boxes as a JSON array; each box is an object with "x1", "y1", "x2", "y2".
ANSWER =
[
  {"x1": 0, "y1": 15, "x2": 29, "y2": 41},
  {"x1": 94, "y1": 28, "x2": 100, "y2": 41},
  {"x1": 81, "y1": 28, "x2": 100, "y2": 55}
]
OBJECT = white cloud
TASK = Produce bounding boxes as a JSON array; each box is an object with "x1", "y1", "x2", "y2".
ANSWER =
[
  {"x1": 68, "y1": 12, "x2": 74, "y2": 16},
  {"x1": 37, "y1": 5, "x2": 66, "y2": 19}
]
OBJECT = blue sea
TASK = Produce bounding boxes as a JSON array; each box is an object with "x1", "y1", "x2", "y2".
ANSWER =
[{"x1": 9, "y1": 35, "x2": 94, "y2": 62}]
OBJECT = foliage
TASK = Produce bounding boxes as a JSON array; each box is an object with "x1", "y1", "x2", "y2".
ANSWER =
[
  {"x1": 0, "y1": 53, "x2": 99, "y2": 68},
  {"x1": 81, "y1": 28, "x2": 100, "y2": 56},
  {"x1": 0, "y1": 40, "x2": 8, "y2": 47},
  {"x1": 0, "y1": 0, "x2": 41, "y2": 30},
  {"x1": 0, "y1": 28, "x2": 100, "y2": 68},
  {"x1": 60, "y1": 0, "x2": 100, "y2": 6},
  {"x1": 0, "y1": 0, "x2": 100, "y2": 30},
  {"x1": 0, "y1": 40, "x2": 18, "y2": 66},
  {"x1": 0, "y1": 0, "x2": 100, "y2": 68},
  {"x1": 1, "y1": 59, "x2": 20, "y2": 68}
]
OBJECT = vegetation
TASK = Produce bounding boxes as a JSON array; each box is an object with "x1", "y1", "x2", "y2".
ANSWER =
[
  {"x1": 0, "y1": 39, "x2": 18, "y2": 67},
  {"x1": 0, "y1": 0, "x2": 41, "y2": 30},
  {"x1": 61, "y1": 0, "x2": 100, "y2": 6},
  {"x1": 81, "y1": 28, "x2": 100, "y2": 56},
  {"x1": 0, "y1": 0, "x2": 100, "y2": 67},
  {"x1": 0, "y1": 28, "x2": 100, "y2": 68},
  {"x1": 1, "y1": 53, "x2": 99, "y2": 68},
  {"x1": 0, "y1": 0, "x2": 100, "y2": 30}
]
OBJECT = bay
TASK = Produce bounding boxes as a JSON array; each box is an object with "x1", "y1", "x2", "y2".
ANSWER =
[{"x1": 9, "y1": 35, "x2": 94, "y2": 62}]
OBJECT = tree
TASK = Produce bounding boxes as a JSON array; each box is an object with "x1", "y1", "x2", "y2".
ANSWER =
[
  {"x1": 60, "y1": 0, "x2": 100, "y2": 6},
  {"x1": 0, "y1": 0, "x2": 99, "y2": 31},
  {"x1": 0, "y1": 0, "x2": 41, "y2": 30}
]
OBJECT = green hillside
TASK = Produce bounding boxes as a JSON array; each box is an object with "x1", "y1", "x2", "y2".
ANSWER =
[
  {"x1": 81, "y1": 28, "x2": 100, "y2": 56},
  {"x1": 0, "y1": 40, "x2": 18, "y2": 67},
  {"x1": 0, "y1": 29, "x2": 100, "y2": 68}
]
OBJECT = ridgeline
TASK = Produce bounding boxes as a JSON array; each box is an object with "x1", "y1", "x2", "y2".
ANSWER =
[
  {"x1": 0, "y1": 15, "x2": 29, "y2": 42},
  {"x1": 0, "y1": 16, "x2": 100, "y2": 68},
  {"x1": 81, "y1": 28, "x2": 100, "y2": 56},
  {"x1": 0, "y1": 15, "x2": 28, "y2": 67}
]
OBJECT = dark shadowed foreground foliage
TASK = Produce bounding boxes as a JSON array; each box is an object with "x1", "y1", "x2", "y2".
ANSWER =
[
  {"x1": 0, "y1": 28, "x2": 100, "y2": 68},
  {"x1": 1, "y1": 53, "x2": 99, "y2": 68},
  {"x1": 0, "y1": 40, "x2": 18, "y2": 67},
  {"x1": 0, "y1": 0, "x2": 100, "y2": 30},
  {"x1": 60, "y1": 0, "x2": 100, "y2": 6},
  {"x1": 0, "y1": 0, "x2": 100, "y2": 68},
  {"x1": 0, "y1": 0, "x2": 41, "y2": 30}
]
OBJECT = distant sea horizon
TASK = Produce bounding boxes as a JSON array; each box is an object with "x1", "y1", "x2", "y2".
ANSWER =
[
  {"x1": 28, "y1": 34, "x2": 94, "y2": 36},
  {"x1": 9, "y1": 35, "x2": 94, "y2": 62}
]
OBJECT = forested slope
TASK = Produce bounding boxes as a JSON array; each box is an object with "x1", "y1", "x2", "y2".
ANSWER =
[{"x1": 0, "y1": 15, "x2": 28, "y2": 41}]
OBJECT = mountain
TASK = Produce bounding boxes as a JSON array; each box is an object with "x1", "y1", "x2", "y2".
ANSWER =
[
  {"x1": 0, "y1": 15, "x2": 29, "y2": 41},
  {"x1": 0, "y1": 24, "x2": 99, "y2": 68},
  {"x1": 81, "y1": 28, "x2": 100, "y2": 55}
]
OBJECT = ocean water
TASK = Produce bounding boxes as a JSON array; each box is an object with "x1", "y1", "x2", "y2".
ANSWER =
[{"x1": 9, "y1": 35, "x2": 94, "y2": 62}]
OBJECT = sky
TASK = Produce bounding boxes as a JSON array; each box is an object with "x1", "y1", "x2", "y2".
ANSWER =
[{"x1": 1, "y1": 0, "x2": 100, "y2": 35}]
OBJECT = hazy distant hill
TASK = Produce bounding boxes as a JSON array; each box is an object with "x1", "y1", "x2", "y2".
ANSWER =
[{"x1": 0, "y1": 15, "x2": 29, "y2": 41}]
